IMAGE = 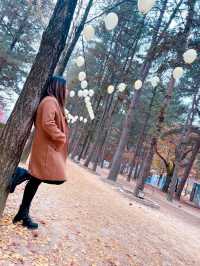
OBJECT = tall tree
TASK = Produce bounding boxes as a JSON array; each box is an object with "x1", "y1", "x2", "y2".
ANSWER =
[
  {"x1": 55, "y1": 0, "x2": 94, "y2": 75},
  {"x1": 0, "y1": 0, "x2": 78, "y2": 216}
]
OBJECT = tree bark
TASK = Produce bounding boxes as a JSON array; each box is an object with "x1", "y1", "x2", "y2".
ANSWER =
[
  {"x1": 175, "y1": 140, "x2": 200, "y2": 200},
  {"x1": 0, "y1": 0, "x2": 78, "y2": 216},
  {"x1": 21, "y1": 130, "x2": 34, "y2": 163},
  {"x1": 55, "y1": 0, "x2": 93, "y2": 75}
]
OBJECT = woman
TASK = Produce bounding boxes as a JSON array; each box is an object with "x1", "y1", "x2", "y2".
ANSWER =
[{"x1": 9, "y1": 76, "x2": 69, "y2": 230}]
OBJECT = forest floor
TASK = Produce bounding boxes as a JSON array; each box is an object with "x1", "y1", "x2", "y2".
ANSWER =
[{"x1": 1, "y1": 159, "x2": 200, "y2": 266}]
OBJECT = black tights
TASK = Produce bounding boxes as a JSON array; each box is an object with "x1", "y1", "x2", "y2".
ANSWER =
[
  {"x1": 20, "y1": 175, "x2": 64, "y2": 212},
  {"x1": 21, "y1": 177, "x2": 41, "y2": 210}
]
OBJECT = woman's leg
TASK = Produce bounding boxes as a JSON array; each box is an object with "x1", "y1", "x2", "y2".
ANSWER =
[
  {"x1": 9, "y1": 167, "x2": 30, "y2": 193},
  {"x1": 13, "y1": 177, "x2": 41, "y2": 229},
  {"x1": 42, "y1": 180, "x2": 65, "y2": 185}
]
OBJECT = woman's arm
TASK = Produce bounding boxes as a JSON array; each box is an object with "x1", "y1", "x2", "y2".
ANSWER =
[{"x1": 40, "y1": 98, "x2": 66, "y2": 148}]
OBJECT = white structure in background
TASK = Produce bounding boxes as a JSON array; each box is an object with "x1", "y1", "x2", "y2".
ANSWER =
[
  {"x1": 85, "y1": 98, "x2": 95, "y2": 120},
  {"x1": 117, "y1": 83, "x2": 126, "y2": 92},
  {"x1": 173, "y1": 67, "x2": 183, "y2": 80},
  {"x1": 104, "y1": 13, "x2": 119, "y2": 31},
  {"x1": 83, "y1": 25, "x2": 95, "y2": 41},
  {"x1": 76, "y1": 56, "x2": 85, "y2": 67},
  {"x1": 78, "y1": 71, "x2": 86, "y2": 81},
  {"x1": 88, "y1": 89, "x2": 94, "y2": 97},
  {"x1": 69, "y1": 90, "x2": 75, "y2": 97},
  {"x1": 78, "y1": 90, "x2": 83, "y2": 97},
  {"x1": 183, "y1": 49, "x2": 197, "y2": 64},
  {"x1": 138, "y1": 0, "x2": 156, "y2": 14},
  {"x1": 134, "y1": 79, "x2": 143, "y2": 90},
  {"x1": 107, "y1": 85, "x2": 115, "y2": 94},
  {"x1": 151, "y1": 76, "x2": 160, "y2": 87},
  {"x1": 81, "y1": 80, "x2": 88, "y2": 89}
]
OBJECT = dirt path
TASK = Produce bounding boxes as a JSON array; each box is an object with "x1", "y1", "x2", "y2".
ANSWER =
[{"x1": 1, "y1": 160, "x2": 200, "y2": 266}]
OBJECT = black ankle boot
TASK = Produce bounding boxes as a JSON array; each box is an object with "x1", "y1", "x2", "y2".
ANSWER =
[
  {"x1": 13, "y1": 205, "x2": 38, "y2": 230},
  {"x1": 9, "y1": 167, "x2": 30, "y2": 193}
]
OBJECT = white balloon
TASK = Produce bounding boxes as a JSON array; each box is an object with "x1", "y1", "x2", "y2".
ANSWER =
[
  {"x1": 86, "y1": 105, "x2": 92, "y2": 111},
  {"x1": 81, "y1": 80, "x2": 88, "y2": 89},
  {"x1": 85, "y1": 96, "x2": 90, "y2": 102},
  {"x1": 69, "y1": 90, "x2": 75, "y2": 97},
  {"x1": 90, "y1": 114, "x2": 95, "y2": 120},
  {"x1": 78, "y1": 90, "x2": 83, "y2": 97},
  {"x1": 87, "y1": 104, "x2": 92, "y2": 110},
  {"x1": 134, "y1": 80, "x2": 143, "y2": 90},
  {"x1": 107, "y1": 85, "x2": 115, "y2": 94},
  {"x1": 80, "y1": 116, "x2": 83, "y2": 121},
  {"x1": 173, "y1": 67, "x2": 183, "y2": 80},
  {"x1": 118, "y1": 83, "x2": 127, "y2": 92},
  {"x1": 138, "y1": 0, "x2": 156, "y2": 14},
  {"x1": 86, "y1": 101, "x2": 95, "y2": 120},
  {"x1": 76, "y1": 56, "x2": 85, "y2": 67},
  {"x1": 183, "y1": 49, "x2": 197, "y2": 64},
  {"x1": 151, "y1": 76, "x2": 160, "y2": 87},
  {"x1": 82, "y1": 89, "x2": 88, "y2": 97},
  {"x1": 83, "y1": 25, "x2": 95, "y2": 41},
  {"x1": 78, "y1": 71, "x2": 86, "y2": 81},
  {"x1": 104, "y1": 12, "x2": 119, "y2": 31},
  {"x1": 83, "y1": 118, "x2": 87, "y2": 123},
  {"x1": 89, "y1": 89, "x2": 94, "y2": 97}
]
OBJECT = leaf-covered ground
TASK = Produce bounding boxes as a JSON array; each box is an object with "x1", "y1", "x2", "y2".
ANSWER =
[{"x1": 1, "y1": 160, "x2": 200, "y2": 266}]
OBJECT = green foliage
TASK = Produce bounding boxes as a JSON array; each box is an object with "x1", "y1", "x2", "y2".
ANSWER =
[
  {"x1": 67, "y1": 0, "x2": 199, "y2": 158},
  {"x1": 0, "y1": 0, "x2": 54, "y2": 92}
]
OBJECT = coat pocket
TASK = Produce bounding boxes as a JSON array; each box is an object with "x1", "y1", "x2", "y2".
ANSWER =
[{"x1": 45, "y1": 144, "x2": 66, "y2": 180}]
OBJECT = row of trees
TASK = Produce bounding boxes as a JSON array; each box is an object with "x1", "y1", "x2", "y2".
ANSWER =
[
  {"x1": 0, "y1": 0, "x2": 199, "y2": 215},
  {"x1": 67, "y1": 0, "x2": 200, "y2": 200}
]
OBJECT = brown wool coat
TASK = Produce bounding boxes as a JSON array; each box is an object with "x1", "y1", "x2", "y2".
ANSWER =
[{"x1": 29, "y1": 96, "x2": 69, "y2": 181}]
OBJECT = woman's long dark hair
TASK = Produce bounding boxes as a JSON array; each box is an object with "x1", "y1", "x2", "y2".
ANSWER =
[{"x1": 42, "y1": 76, "x2": 67, "y2": 114}]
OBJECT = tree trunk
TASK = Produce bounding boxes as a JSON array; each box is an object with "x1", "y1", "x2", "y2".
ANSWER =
[
  {"x1": 134, "y1": 138, "x2": 156, "y2": 196},
  {"x1": 167, "y1": 0, "x2": 198, "y2": 201},
  {"x1": 84, "y1": 94, "x2": 112, "y2": 167},
  {"x1": 0, "y1": 0, "x2": 77, "y2": 216},
  {"x1": 134, "y1": 147, "x2": 147, "y2": 180},
  {"x1": 127, "y1": 86, "x2": 157, "y2": 181},
  {"x1": 133, "y1": 161, "x2": 140, "y2": 180},
  {"x1": 127, "y1": 138, "x2": 144, "y2": 181},
  {"x1": 175, "y1": 140, "x2": 200, "y2": 200},
  {"x1": 162, "y1": 175, "x2": 172, "y2": 192},
  {"x1": 77, "y1": 132, "x2": 90, "y2": 161},
  {"x1": 92, "y1": 97, "x2": 118, "y2": 172},
  {"x1": 21, "y1": 130, "x2": 34, "y2": 163},
  {"x1": 55, "y1": 0, "x2": 93, "y2": 75},
  {"x1": 134, "y1": 77, "x2": 175, "y2": 196}
]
